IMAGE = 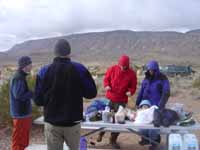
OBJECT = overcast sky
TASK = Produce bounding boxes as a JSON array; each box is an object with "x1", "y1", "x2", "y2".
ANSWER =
[{"x1": 0, "y1": 0, "x2": 200, "y2": 51}]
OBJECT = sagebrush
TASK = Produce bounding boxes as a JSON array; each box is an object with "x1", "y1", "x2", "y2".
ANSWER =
[
  {"x1": 0, "y1": 75, "x2": 42, "y2": 127},
  {"x1": 193, "y1": 75, "x2": 200, "y2": 89}
]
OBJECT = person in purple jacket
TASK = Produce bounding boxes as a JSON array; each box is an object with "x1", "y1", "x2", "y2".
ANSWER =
[{"x1": 136, "y1": 60, "x2": 170, "y2": 150}]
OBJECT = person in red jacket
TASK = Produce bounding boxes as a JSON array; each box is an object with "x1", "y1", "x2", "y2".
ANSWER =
[{"x1": 97, "y1": 55, "x2": 137, "y2": 149}]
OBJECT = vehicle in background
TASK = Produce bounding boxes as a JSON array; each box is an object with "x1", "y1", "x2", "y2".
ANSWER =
[{"x1": 159, "y1": 65, "x2": 195, "y2": 77}]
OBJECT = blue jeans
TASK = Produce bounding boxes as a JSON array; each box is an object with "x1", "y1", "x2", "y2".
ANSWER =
[{"x1": 140, "y1": 129, "x2": 160, "y2": 143}]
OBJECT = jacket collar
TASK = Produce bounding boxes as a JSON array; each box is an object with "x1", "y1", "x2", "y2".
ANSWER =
[
  {"x1": 53, "y1": 57, "x2": 71, "y2": 63},
  {"x1": 17, "y1": 69, "x2": 28, "y2": 77}
]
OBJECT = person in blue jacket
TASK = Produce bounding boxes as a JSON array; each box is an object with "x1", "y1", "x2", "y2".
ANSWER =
[
  {"x1": 136, "y1": 60, "x2": 170, "y2": 150},
  {"x1": 9, "y1": 56, "x2": 33, "y2": 150},
  {"x1": 34, "y1": 39, "x2": 97, "y2": 150}
]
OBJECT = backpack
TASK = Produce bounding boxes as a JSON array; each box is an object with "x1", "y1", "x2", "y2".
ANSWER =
[
  {"x1": 85, "y1": 98, "x2": 110, "y2": 121},
  {"x1": 153, "y1": 108, "x2": 179, "y2": 127}
]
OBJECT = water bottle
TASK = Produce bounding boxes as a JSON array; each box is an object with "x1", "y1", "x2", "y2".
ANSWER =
[
  {"x1": 169, "y1": 134, "x2": 183, "y2": 150},
  {"x1": 105, "y1": 105, "x2": 110, "y2": 112},
  {"x1": 183, "y1": 134, "x2": 198, "y2": 150},
  {"x1": 172, "y1": 143, "x2": 180, "y2": 150},
  {"x1": 102, "y1": 106, "x2": 111, "y2": 123},
  {"x1": 85, "y1": 114, "x2": 90, "y2": 122},
  {"x1": 80, "y1": 136, "x2": 87, "y2": 150}
]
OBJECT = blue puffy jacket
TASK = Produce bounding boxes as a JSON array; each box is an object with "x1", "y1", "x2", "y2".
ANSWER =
[
  {"x1": 85, "y1": 98, "x2": 110, "y2": 115},
  {"x1": 136, "y1": 60, "x2": 170, "y2": 109},
  {"x1": 9, "y1": 70, "x2": 33, "y2": 118}
]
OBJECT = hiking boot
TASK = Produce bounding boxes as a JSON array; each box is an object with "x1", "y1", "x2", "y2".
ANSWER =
[
  {"x1": 149, "y1": 143, "x2": 158, "y2": 150},
  {"x1": 156, "y1": 135, "x2": 161, "y2": 144},
  {"x1": 96, "y1": 134, "x2": 103, "y2": 142},
  {"x1": 149, "y1": 136, "x2": 160, "y2": 150},
  {"x1": 109, "y1": 135, "x2": 120, "y2": 149},
  {"x1": 97, "y1": 132, "x2": 105, "y2": 142},
  {"x1": 139, "y1": 138, "x2": 150, "y2": 145}
]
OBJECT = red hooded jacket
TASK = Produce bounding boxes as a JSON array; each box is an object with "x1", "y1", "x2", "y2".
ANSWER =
[{"x1": 104, "y1": 55, "x2": 137, "y2": 103}]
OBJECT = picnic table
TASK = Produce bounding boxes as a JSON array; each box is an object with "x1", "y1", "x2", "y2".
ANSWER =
[
  {"x1": 33, "y1": 116, "x2": 200, "y2": 145},
  {"x1": 34, "y1": 116, "x2": 200, "y2": 131}
]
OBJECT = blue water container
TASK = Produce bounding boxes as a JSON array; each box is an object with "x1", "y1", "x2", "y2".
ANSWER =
[{"x1": 79, "y1": 136, "x2": 87, "y2": 150}]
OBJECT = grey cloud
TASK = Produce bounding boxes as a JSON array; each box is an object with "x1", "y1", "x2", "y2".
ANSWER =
[
  {"x1": 0, "y1": 0, "x2": 200, "y2": 51},
  {"x1": 0, "y1": 33, "x2": 17, "y2": 50}
]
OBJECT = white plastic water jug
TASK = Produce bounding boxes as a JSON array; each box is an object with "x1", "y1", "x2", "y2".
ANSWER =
[
  {"x1": 168, "y1": 134, "x2": 183, "y2": 150},
  {"x1": 183, "y1": 134, "x2": 199, "y2": 150}
]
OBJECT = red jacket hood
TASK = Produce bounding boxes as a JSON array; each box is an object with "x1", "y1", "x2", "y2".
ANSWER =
[{"x1": 118, "y1": 55, "x2": 130, "y2": 68}]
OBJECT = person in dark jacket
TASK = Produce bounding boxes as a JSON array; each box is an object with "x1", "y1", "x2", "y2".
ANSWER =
[
  {"x1": 34, "y1": 39, "x2": 97, "y2": 150},
  {"x1": 97, "y1": 55, "x2": 137, "y2": 149},
  {"x1": 9, "y1": 56, "x2": 33, "y2": 150},
  {"x1": 136, "y1": 60, "x2": 170, "y2": 150}
]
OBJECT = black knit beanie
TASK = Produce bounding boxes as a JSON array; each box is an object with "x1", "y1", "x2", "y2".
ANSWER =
[
  {"x1": 54, "y1": 39, "x2": 71, "y2": 57},
  {"x1": 18, "y1": 56, "x2": 32, "y2": 69}
]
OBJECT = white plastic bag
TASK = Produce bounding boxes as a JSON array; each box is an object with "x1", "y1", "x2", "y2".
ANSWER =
[
  {"x1": 134, "y1": 105, "x2": 158, "y2": 124},
  {"x1": 115, "y1": 105, "x2": 126, "y2": 124},
  {"x1": 126, "y1": 108, "x2": 137, "y2": 121}
]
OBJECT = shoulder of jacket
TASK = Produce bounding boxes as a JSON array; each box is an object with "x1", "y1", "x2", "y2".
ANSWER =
[
  {"x1": 141, "y1": 78, "x2": 149, "y2": 85},
  {"x1": 13, "y1": 72, "x2": 24, "y2": 80},
  {"x1": 37, "y1": 64, "x2": 51, "y2": 78},
  {"x1": 158, "y1": 73, "x2": 168, "y2": 81},
  {"x1": 129, "y1": 69, "x2": 136, "y2": 75},
  {"x1": 110, "y1": 65, "x2": 120, "y2": 70},
  {"x1": 71, "y1": 61, "x2": 89, "y2": 74},
  {"x1": 71, "y1": 61, "x2": 85, "y2": 68}
]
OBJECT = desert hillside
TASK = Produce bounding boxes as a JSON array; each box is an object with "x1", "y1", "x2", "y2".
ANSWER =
[{"x1": 1, "y1": 30, "x2": 200, "y2": 67}]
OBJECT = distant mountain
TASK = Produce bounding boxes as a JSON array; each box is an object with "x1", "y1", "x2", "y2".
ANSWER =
[
  {"x1": 0, "y1": 52, "x2": 14, "y2": 66},
  {"x1": 0, "y1": 52, "x2": 7, "y2": 56},
  {"x1": 4, "y1": 29, "x2": 200, "y2": 66}
]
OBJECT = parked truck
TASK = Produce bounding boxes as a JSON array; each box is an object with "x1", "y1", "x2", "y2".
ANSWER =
[{"x1": 159, "y1": 65, "x2": 195, "y2": 77}]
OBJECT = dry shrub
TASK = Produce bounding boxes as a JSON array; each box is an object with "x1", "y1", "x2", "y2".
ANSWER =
[
  {"x1": 193, "y1": 75, "x2": 200, "y2": 89},
  {"x1": 0, "y1": 76, "x2": 42, "y2": 127}
]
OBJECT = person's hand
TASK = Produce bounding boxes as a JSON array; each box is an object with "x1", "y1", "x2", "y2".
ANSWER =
[
  {"x1": 105, "y1": 86, "x2": 111, "y2": 91},
  {"x1": 126, "y1": 91, "x2": 131, "y2": 96}
]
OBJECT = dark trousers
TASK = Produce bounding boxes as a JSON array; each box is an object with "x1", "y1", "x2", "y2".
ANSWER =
[
  {"x1": 140, "y1": 129, "x2": 160, "y2": 143},
  {"x1": 99, "y1": 101, "x2": 126, "y2": 143}
]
